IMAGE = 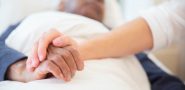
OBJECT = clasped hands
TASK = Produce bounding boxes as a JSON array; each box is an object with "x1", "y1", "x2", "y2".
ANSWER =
[{"x1": 7, "y1": 29, "x2": 84, "y2": 82}]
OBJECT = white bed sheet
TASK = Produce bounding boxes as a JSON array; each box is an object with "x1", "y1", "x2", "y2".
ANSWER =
[
  {"x1": 0, "y1": 12, "x2": 150, "y2": 90},
  {"x1": 0, "y1": 58, "x2": 149, "y2": 90}
]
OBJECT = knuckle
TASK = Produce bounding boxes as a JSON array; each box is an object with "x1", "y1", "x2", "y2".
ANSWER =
[
  {"x1": 69, "y1": 63, "x2": 77, "y2": 70},
  {"x1": 67, "y1": 71, "x2": 71, "y2": 77},
  {"x1": 62, "y1": 69, "x2": 68, "y2": 76},
  {"x1": 72, "y1": 66, "x2": 77, "y2": 70},
  {"x1": 62, "y1": 51, "x2": 70, "y2": 59},
  {"x1": 60, "y1": 63, "x2": 67, "y2": 70},
  {"x1": 71, "y1": 68, "x2": 76, "y2": 74},
  {"x1": 62, "y1": 50, "x2": 69, "y2": 55},
  {"x1": 68, "y1": 47, "x2": 79, "y2": 55},
  {"x1": 67, "y1": 46, "x2": 76, "y2": 51},
  {"x1": 63, "y1": 67, "x2": 70, "y2": 75},
  {"x1": 64, "y1": 70, "x2": 71, "y2": 77},
  {"x1": 52, "y1": 55, "x2": 61, "y2": 61},
  {"x1": 45, "y1": 61, "x2": 52, "y2": 68},
  {"x1": 66, "y1": 67, "x2": 71, "y2": 74},
  {"x1": 54, "y1": 68, "x2": 60, "y2": 74}
]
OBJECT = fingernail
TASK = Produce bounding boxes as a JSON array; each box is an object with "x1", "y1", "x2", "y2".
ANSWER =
[
  {"x1": 64, "y1": 78, "x2": 68, "y2": 82},
  {"x1": 31, "y1": 60, "x2": 35, "y2": 67},
  {"x1": 66, "y1": 76, "x2": 71, "y2": 81},
  {"x1": 56, "y1": 42, "x2": 62, "y2": 46},
  {"x1": 60, "y1": 74, "x2": 64, "y2": 79},
  {"x1": 54, "y1": 40, "x2": 62, "y2": 46},
  {"x1": 39, "y1": 55, "x2": 44, "y2": 61}
]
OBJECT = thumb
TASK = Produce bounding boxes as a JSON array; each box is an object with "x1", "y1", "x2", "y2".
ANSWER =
[{"x1": 33, "y1": 63, "x2": 50, "y2": 80}]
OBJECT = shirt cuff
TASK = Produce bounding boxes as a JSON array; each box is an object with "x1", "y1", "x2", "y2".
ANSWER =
[
  {"x1": 0, "y1": 45, "x2": 27, "y2": 81},
  {"x1": 141, "y1": 5, "x2": 174, "y2": 51}
]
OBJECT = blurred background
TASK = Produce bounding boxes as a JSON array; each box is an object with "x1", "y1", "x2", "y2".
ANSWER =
[
  {"x1": 118, "y1": 0, "x2": 185, "y2": 81},
  {"x1": 0, "y1": 0, "x2": 184, "y2": 80}
]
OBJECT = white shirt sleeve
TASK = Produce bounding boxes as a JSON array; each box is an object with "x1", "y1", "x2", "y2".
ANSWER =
[{"x1": 141, "y1": 0, "x2": 185, "y2": 51}]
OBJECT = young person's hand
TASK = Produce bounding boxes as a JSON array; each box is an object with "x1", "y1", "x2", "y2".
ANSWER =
[{"x1": 26, "y1": 29, "x2": 84, "y2": 80}]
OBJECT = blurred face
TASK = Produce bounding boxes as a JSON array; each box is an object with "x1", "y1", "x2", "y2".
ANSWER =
[{"x1": 58, "y1": 0, "x2": 104, "y2": 22}]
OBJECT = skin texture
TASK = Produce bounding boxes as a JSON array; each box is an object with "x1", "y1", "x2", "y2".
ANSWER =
[
  {"x1": 27, "y1": 17, "x2": 153, "y2": 78},
  {"x1": 79, "y1": 17, "x2": 153, "y2": 60},
  {"x1": 7, "y1": 45, "x2": 83, "y2": 82},
  {"x1": 58, "y1": 0, "x2": 104, "y2": 22}
]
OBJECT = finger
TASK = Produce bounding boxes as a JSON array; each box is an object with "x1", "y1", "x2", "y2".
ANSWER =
[
  {"x1": 26, "y1": 57, "x2": 31, "y2": 69},
  {"x1": 47, "y1": 61, "x2": 64, "y2": 80},
  {"x1": 35, "y1": 60, "x2": 63, "y2": 80},
  {"x1": 26, "y1": 41, "x2": 40, "y2": 72},
  {"x1": 51, "y1": 55, "x2": 71, "y2": 81},
  {"x1": 65, "y1": 46, "x2": 84, "y2": 71},
  {"x1": 52, "y1": 35, "x2": 72, "y2": 47},
  {"x1": 26, "y1": 57, "x2": 35, "y2": 72},
  {"x1": 31, "y1": 41, "x2": 40, "y2": 67},
  {"x1": 38, "y1": 29, "x2": 62, "y2": 61},
  {"x1": 60, "y1": 49, "x2": 77, "y2": 77},
  {"x1": 33, "y1": 60, "x2": 50, "y2": 80}
]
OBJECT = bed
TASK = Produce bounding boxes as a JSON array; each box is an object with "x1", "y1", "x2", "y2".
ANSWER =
[{"x1": 0, "y1": 0, "x2": 172, "y2": 90}]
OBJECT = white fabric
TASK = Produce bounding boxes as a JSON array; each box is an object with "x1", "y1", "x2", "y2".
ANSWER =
[
  {"x1": 0, "y1": 0, "x2": 123, "y2": 35},
  {"x1": 119, "y1": 0, "x2": 154, "y2": 21},
  {"x1": 142, "y1": 0, "x2": 185, "y2": 51},
  {"x1": 103, "y1": 0, "x2": 124, "y2": 28},
  {"x1": 0, "y1": 12, "x2": 150, "y2": 90},
  {"x1": 0, "y1": 0, "x2": 60, "y2": 35}
]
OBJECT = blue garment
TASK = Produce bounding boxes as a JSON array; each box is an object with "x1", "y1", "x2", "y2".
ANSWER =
[
  {"x1": 136, "y1": 53, "x2": 185, "y2": 90},
  {"x1": 0, "y1": 23, "x2": 26, "y2": 81}
]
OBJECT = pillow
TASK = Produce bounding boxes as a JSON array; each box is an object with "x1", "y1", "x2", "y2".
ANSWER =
[
  {"x1": 103, "y1": 0, "x2": 124, "y2": 28},
  {"x1": 0, "y1": 0, "x2": 124, "y2": 35},
  {"x1": 2, "y1": 11, "x2": 150, "y2": 90},
  {"x1": 0, "y1": 0, "x2": 60, "y2": 35}
]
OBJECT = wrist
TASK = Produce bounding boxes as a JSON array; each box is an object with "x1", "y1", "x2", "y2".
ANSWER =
[
  {"x1": 79, "y1": 42, "x2": 94, "y2": 60},
  {"x1": 6, "y1": 59, "x2": 27, "y2": 82}
]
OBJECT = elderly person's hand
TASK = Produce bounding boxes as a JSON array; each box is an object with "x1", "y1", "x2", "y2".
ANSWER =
[
  {"x1": 7, "y1": 44, "x2": 83, "y2": 82},
  {"x1": 26, "y1": 29, "x2": 84, "y2": 82},
  {"x1": 7, "y1": 58, "x2": 63, "y2": 82},
  {"x1": 37, "y1": 45, "x2": 83, "y2": 81}
]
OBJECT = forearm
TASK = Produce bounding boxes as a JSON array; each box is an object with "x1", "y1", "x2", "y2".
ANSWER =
[{"x1": 79, "y1": 17, "x2": 153, "y2": 60}]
